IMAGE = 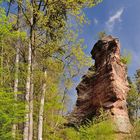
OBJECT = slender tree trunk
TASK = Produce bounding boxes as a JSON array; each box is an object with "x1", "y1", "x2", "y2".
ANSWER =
[
  {"x1": 12, "y1": 44, "x2": 19, "y2": 139},
  {"x1": 29, "y1": 32, "x2": 34, "y2": 140},
  {"x1": 24, "y1": 31, "x2": 34, "y2": 140},
  {"x1": 38, "y1": 70, "x2": 47, "y2": 140},
  {"x1": 61, "y1": 87, "x2": 67, "y2": 115},
  {"x1": 12, "y1": 3, "x2": 22, "y2": 138},
  {"x1": 23, "y1": 0, "x2": 34, "y2": 139},
  {"x1": 23, "y1": 39, "x2": 32, "y2": 140},
  {"x1": 29, "y1": 76, "x2": 33, "y2": 140}
]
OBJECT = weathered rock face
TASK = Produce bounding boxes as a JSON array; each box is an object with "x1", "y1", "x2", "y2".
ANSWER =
[{"x1": 68, "y1": 35, "x2": 132, "y2": 134}]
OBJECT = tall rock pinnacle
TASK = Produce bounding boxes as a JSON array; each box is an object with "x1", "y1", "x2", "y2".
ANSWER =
[{"x1": 68, "y1": 35, "x2": 132, "y2": 134}]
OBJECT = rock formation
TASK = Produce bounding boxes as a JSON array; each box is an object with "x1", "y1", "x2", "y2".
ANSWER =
[{"x1": 68, "y1": 35, "x2": 132, "y2": 134}]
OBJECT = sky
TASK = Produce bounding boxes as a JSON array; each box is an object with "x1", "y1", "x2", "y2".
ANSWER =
[{"x1": 80, "y1": 0, "x2": 140, "y2": 77}]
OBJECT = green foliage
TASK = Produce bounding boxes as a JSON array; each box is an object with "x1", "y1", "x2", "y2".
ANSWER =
[
  {"x1": 127, "y1": 71, "x2": 140, "y2": 139},
  {"x1": 0, "y1": 8, "x2": 26, "y2": 39},
  {"x1": 57, "y1": 120, "x2": 114, "y2": 140},
  {"x1": 0, "y1": 90, "x2": 25, "y2": 140},
  {"x1": 135, "y1": 69, "x2": 140, "y2": 93},
  {"x1": 133, "y1": 120, "x2": 140, "y2": 140},
  {"x1": 127, "y1": 71, "x2": 140, "y2": 122},
  {"x1": 120, "y1": 50, "x2": 132, "y2": 65},
  {"x1": 127, "y1": 84, "x2": 140, "y2": 121},
  {"x1": 98, "y1": 31, "x2": 107, "y2": 39},
  {"x1": 79, "y1": 120, "x2": 114, "y2": 140},
  {"x1": 46, "y1": 109, "x2": 114, "y2": 140},
  {"x1": 127, "y1": 119, "x2": 140, "y2": 140}
]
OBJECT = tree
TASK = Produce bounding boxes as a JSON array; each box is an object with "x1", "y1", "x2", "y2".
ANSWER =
[
  {"x1": 127, "y1": 84, "x2": 139, "y2": 121},
  {"x1": 127, "y1": 70, "x2": 140, "y2": 121},
  {"x1": 135, "y1": 69, "x2": 140, "y2": 93},
  {"x1": 37, "y1": 70, "x2": 47, "y2": 140},
  {"x1": 0, "y1": 8, "x2": 25, "y2": 139},
  {"x1": 98, "y1": 31, "x2": 107, "y2": 39}
]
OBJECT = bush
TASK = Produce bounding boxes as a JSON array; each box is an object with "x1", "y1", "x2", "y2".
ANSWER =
[
  {"x1": 128, "y1": 119, "x2": 140, "y2": 140},
  {"x1": 57, "y1": 109, "x2": 114, "y2": 140},
  {"x1": 0, "y1": 90, "x2": 25, "y2": 140}
]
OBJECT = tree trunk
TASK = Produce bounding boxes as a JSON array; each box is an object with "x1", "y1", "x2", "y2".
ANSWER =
[
  {"x1": 12, "y1": 44, "x2": 19, "y2": 139},
  {"x1": 12, "y1": 3, "x2": 22, "y2": 138},
  {"x1": 29, "y1": 40, "x2": 34, "y2": 140},
  {"x1": 38, "y1": 70, "x2": 47, "y2": 140},
  {"x1": 29, "y1": 77, "x2": 33, "y2": 140},
  {"x1": 23, "y1": 0, "x2": 34, "y2": 139},
  {"x1": 61, "y1": 87, "x2": 67, "y2": 115},
  {"x1": 23, "y1": 39, "x2": 32, "y2": 140}
]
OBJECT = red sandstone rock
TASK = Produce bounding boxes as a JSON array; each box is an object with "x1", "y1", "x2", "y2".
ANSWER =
[{"x1": 68, "y1": 35, "x2": 132, "y2": 134}]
